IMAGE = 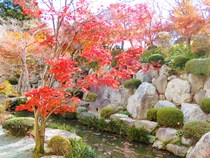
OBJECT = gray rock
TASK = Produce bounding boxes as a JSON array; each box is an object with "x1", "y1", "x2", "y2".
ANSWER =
[
  {"x1": 76, "y1": 107, "x2": 87, "y2": 113},
  {"x1": 167, "y1": 75, "x2": 177, "y2": 81},
  {"x1": 204, "y1": 77, "x2": 210, "y2": 90},
  {"x1": 154, "y1": 100, "x2": 176, "y2": 109},
  {"x1": 194, "y1": 90, "x2": 206, "y2": 104},
  {"x1": 159, "y1": 95, "x2": 166, "y2": 100},
  {"x1": 135, "y1": 120, "x2": 158, "y2": 133},
  {"x1": 159, "y1": 65, "x2": 170, "y2": 76},
  {"x1": 166, "y1": 144, "x2": 189, "y2": 157},
  {"x1": 110, "y1": 113, "x2": 128, "y2": 121},
  {"x1": 207, "y1": 114, "x2": 210, "y2": 123},
  {"x1": 156, "y1": 128, "x2": 178, "y2": 142},
  {"x1": 181, "y1": 137, "x2": 193, "y2": 146},
  {"x1": 45, "y1": 128, "x2": 81, "y2": 143},
  {"x1": 119, "y1": 117, "x2": 135, "y2": 127},
  {"x1": 152, "y1": 75, "x2": 168, "y2": 94},
  {"x1": 186, "y1": 132, "x2": 210, "y2": 158},
  {"x1": 205, "y1": 89, "x2": 210, "y2": 98},
  {"x1": 127, "y1": 82, "x2": 158, "y2": 119},
  {"x1": 135, "y1": 70, "x2": 152, "y2": 83},
  {"x1": 181, "y1": 103, "x2": 207, "y2": 123},
  {"x1": 79, "y1": 111, "x2": 99, "y2": 120},
  {"x1": 152, "y1": 140, "x2": 164, "y2": 149},
  {"x1": 180, "y1": 73, "x2": 188, "y2": 80},
  {"x1": 188, "y1": 74, "x2": 205, "y2": 94},
  {"x1": 165, "y1": 79, "x2": 192, "y2": 105}
]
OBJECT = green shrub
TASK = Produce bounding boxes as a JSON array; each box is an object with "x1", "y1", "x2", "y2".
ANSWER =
[
  {"x1": 141, "y1": 46, "x2": 162, "y2": 63},
  {"x1": 173, "y1": 56, "x2": 190, "y2": 69},
  {"x1": 48, "y1": 136, "x2": 72, "y2": 156},
  {"x1": 106, "y1": 120, "x2": 128, "y2": 135},
  {"x1": 147, "y1": 108, "x2": 159, "y2": 121},
  {"x1": 157, "y1": 107, "x2": 184, "y2": 127},
  {"x1": 96, "y1": 118, "x2": 109, "y2": 131},
  {"x1": 69, "y1": 139, "x2": 97, "y2": 158},
  {"x1": 85, "y1": 92, "x2": 98, "y2": 102},
  {"x1": 7, "y1": 78, "x2": 18, "y2": 85},
  {"x1": 127, "y1": 127, "x2": 149, "y2": 143},
  {"x1": 183, "y1": 121, "x2": 210, "y2": 143},
  {"x1": 62, "y1": 112, "x2": 77, "y2": 120},
  {"x1": 7, "y1": 97, "x2": 26, "y2": 111},
  {"x1": 124, "y1": 79, "x2": 141, "y2": 89},
  {"x1": 169, "y1": 44, "x2": 194, "y2": 59},
  {"x1": 185, "y1": 58, "x2": 210, "y2": 76},
  {"x1": 100, "y1": 106, "x2": 117, "y2": 119},
  {"x1": 0, "y1": 104, "x2": 5, "y2": 113},
  {"x1": 119, "y1": 110, "x2": 131, "y2": 117},
  {"x1": 78, "y1": 112, "x2": 98, "y2": 127},
  {"x1": 2, "y1": 117, "x2": 34, "y2": 136},
  {"x1": 200, "y1": 98, "x2": 210, "y2": 114},
  {"x1": 148, "y1": 54, "x2": 165, "y2": 64}
]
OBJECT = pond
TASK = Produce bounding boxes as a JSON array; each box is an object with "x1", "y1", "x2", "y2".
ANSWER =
[{"x1": 66, "y1": 120, "x2": 180, "y2": 158}]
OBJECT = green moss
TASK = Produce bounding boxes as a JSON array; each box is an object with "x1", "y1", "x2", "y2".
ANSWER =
[
  {"x1": 2, "y1": 117, "x2": 34, "y2": 136},
  {"x1": 183, "y1": 121, "x2": 210, "y2": 144},
  {"x1": 173, "y1": 56, "x2": 190, "y2": 69},
  {"x1": 48, "y1": 136, "x2": 72, "y2": 156},
  {"x1": 157, "y1": 107, "x2": 183, "y2": 127},
  {"x1": 85, "y1": 92, "x2": 98, "y2": 102},
  {"x1": 185, "y1": 58, "x2": 210, "y2": 76},
  {"x1": 148, "y1": 54, "x2": 165, "y2": 64},
  {"x1": 127, "y1": 127, "x2": 149, "y2": 143},
  {"x1": 200, "y1": 98, "x2": 210, "y2": 114},
  {"x1": 100, "y1": 106, "x2": 117, "y2": 119},
  {"x1": 124, "y1": 79, "x2": 141, "y2": 89},
  {"x1": 147, "y1": 108, "x2": 159, "y2": 121}
]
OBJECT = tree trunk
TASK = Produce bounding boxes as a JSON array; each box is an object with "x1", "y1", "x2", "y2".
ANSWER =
[
  {"x1": 34, "y1": 112, "x2": 45, "y2": 154},
  {"x1": 186, "y1": 36, "x2": 191, "y2": 49}
]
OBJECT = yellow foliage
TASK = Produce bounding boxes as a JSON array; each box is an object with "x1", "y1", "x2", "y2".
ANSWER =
[{"x1": 0, "y1": 81, "x2": 17, "y2": 97}]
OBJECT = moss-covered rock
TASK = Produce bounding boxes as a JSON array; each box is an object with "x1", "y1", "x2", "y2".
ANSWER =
[
  {"x1": 100, "y1": 106, "x2": 117, "y2": 119},
  {"x1": 85, "y1": 92, "x2": 98, "y2": 102},
  {"x1": 124, "y1": 79, "x2": 141, "y2": 89},
  {"x1": 2, "y1": 117, "x2": 34, "y2": 136},
  {"x1": 146, "y1": 108, "x2": 159, "y2": 121},
  {"x1": 183, "y1": 120, "x2": 210, "y2": 144},
  {"x1": 48, "y1": 135, "x2": 72, "y2": 156},
  {"x1": 157, "y1": 107, "x2": 184, "y2": 127},
  {"x1": 185, "y1": 58, "x2": 210, "y2": 76},
  {"x1": 200, "y1": 98, "x2": 210, "y2": 114},
  {"x1": 173, "y1": 56, "x2": 190, "y2": 69}
]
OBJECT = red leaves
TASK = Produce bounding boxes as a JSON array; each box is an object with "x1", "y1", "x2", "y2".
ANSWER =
[{"x1": 16, "y1": 86, "x2": 76, "y2": 116}]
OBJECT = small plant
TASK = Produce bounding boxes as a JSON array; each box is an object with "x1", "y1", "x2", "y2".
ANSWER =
[
  {"x1": 107, "y1": 120, "x2": 128, "y2": 135},
  {"x1": 7, "y1": 97, "x2": 27, "y2": 111},
  {"x1": 157, "y1": 107, "x2": 184, "y2": 127},
  {"x1": 147, "y1": 108, "x2": 159, "y2": 121},
  {"x1": 185, "y1": 58, "x2": 210, "y2": 76},
  {"x1": 85, "y1": 92, "x2": 98, "y2": 102},
  {"x1": 124, "y1": 79, "x2": 141, "y2": 89},
  {"x1": 147, "y1": 54, "x2": 165, "y2": 64},
  {"x1": 48, "y1": 136, "x2": 72, "y2": 156},
  {"x1": 96, "y1": 118, "x2": 109, "y2": 131},
  {"x1": 69, "y1": 139, "x2": 97, "y2": 158},
  {"x1": 127, "y1": 127, "x2": 149, "y2": 143},
  {"x1": 173, "y1": 56, "x2": 190, "y2": 69},
  {"x1": 100, "y1": 106, "x2": 117, "y2": 119},
  {"x1": 0, "y1": 104, "x2": 5, "y2": 113},
  {"x1": 200, "y1": 98, "x2": 210, "y2": 114},
  {"x1": 176, "y1": 130, "x2": 184, "y2": 139},
  {"x1": 119, "y1": 110, "x2": 131, "y2": 117},
  {"x1": 2, "y1": 117, "x2": 34, "y2": 136},
  {"x1": 62, "y1": 112, "x2": 77, "y2": 119},
  {"x1": 183, "y1": 120, "x2": 210, "y2": 144},
  {"x1": 0, "y1": 81, "x2": 17, "y2": 97},
  {"x1": 7, "y1": 78, "x2": 18, "y2": 85},
  {"x1": 78, "y1": 113, "x2": 98, "y2": 127}
]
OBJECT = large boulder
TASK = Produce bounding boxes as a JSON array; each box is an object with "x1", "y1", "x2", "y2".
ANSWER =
[
  {"x1": 127, "y1": 82, "x2": 158, "y2": 119},
  {"x1": 156, "y1": 128, "x2": 178, "y2": 142},
  {"x1": 109, "y1": 86, "x2": 132, "y2": 108},
  {"x1": 154, "y1": 100, "x2": 176, "y2": 109},
  {"x1": 152, "y1": 75, "x2": 168, "y2": 94},
  {"x1": 188, "y1": 74, "x2": 205, "y2": 94},
  {"x1": 135, "y1": 70, "x2": 152, "y2": 83},
  {"x1": 186, "y1": 132, "x2": 210, "y2": 158},
  {"x1": 166, "y1": 144, "x2": 189, "y2": 157},
  {"x1": 194, "y1": 90, "x2": 206, "y2": 104},
  {"x1": 165, "y1": 79, "x2": 192, "y2": 105},
  {"x1": 204, "y1": 77, "x2": 210, "y2": 90},
  {"x1": 135, "y1": 120, "x2": 158, "y2": 133},
  {"x1": 110, "y1": 113, "x2": 128, "y2": 121},
  {"x1": 119, "y1": 117, "x2": 135, "y2": 127},
  {"x1": 181, "y1": 103, "x2": 207, "y2": 123}
]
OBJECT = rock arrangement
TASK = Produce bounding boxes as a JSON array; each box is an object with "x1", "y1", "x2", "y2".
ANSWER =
[{"x1": 84, "y1": 64, "x2": 210, "y2": 157}]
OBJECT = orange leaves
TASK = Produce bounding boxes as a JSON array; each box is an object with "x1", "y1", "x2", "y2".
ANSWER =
[{"x1": 16, "y1": 86, "x2": 76, "y2": 116}]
